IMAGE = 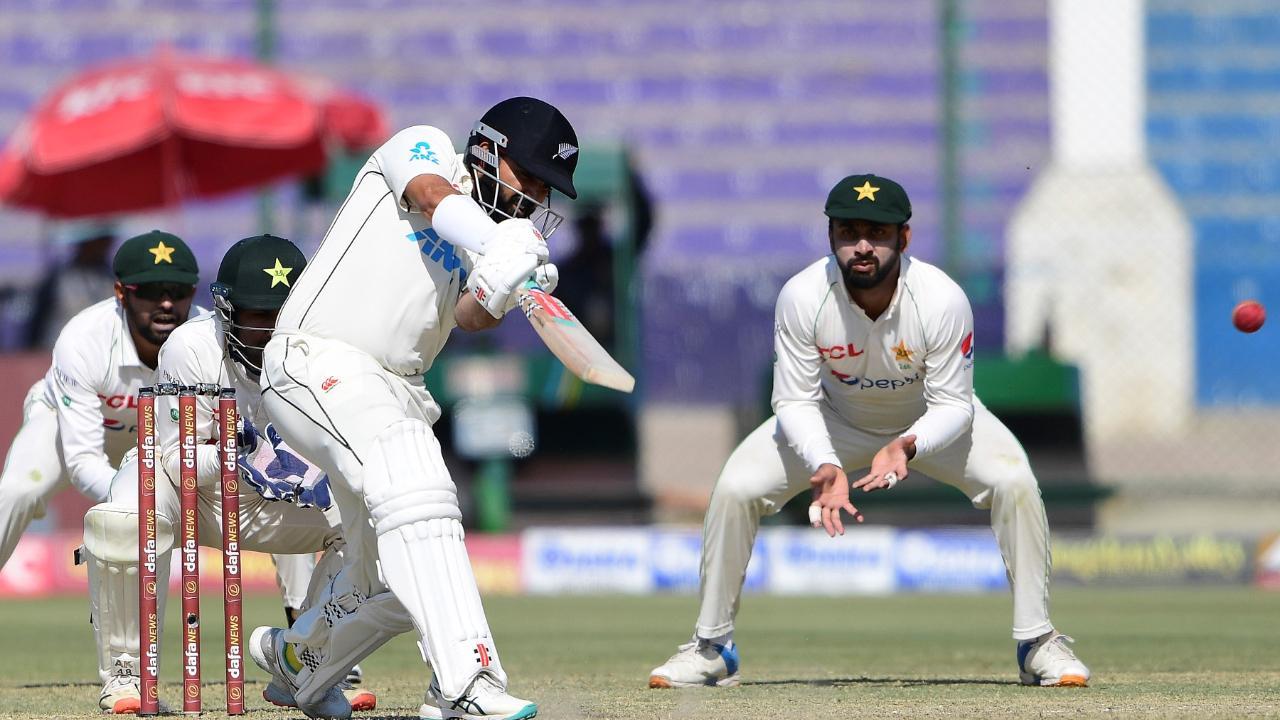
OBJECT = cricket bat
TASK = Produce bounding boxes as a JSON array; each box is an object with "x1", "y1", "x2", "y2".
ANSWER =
[{"x1": 515, "y1": 280, "x2": 635, "y2": 393}]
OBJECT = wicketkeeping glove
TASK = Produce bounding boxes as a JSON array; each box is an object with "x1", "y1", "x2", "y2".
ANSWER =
[
  {"x1": 238, "y1": 455, "x2": 297, "y2": 503},
  {"x1": 238, "y1": 414, "x2": 262, "y2": 456},
  {"x1": 294, "y1": 475, "x2": 333, "y2": 510}
]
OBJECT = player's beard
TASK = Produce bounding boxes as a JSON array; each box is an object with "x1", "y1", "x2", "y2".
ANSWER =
[
  {"x1": 124, "y1": 297, "x2": 181, "y2": 346},
  {"x1": 841, "y1": 247, "x2": 901, "y2": 292},
  {"x1": 474, "y1": 173, "x2": 535, "y2": 222}
]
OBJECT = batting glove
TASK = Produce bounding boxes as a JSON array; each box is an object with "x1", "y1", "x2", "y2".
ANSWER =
[
  {"x1": 532, "y1": 262, "x2": 559, "y2": 295},
  {"x1": 485, "y1": 218, "x2": 549, "y2": 264},
  {"x1": 468, "y1": 250, "x2": 541, "y2": 319}
]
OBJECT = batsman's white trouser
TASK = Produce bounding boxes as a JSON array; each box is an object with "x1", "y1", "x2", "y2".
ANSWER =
[
  {"x1": 697, "y1": 397, "x2": 1054, "y2": 641},
  {"x1": 85, "y1": 453, "x2": 342, "y2": 680},
  {"x1": 0, "y1": 381, "x2": 68, "y2": 570},
  {"x1": 274, "y1": 552, "x2": 319, "y2": 611},
  {"x1": 261, "y1": 332, "x2": 502, "y2": 703}
]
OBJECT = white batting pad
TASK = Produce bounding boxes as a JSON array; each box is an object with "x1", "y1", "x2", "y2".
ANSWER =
[
  {"x1": 83, "y1": 503, "x2": 173, "y2": 682},
  {"x1": 361, "y1": 418, "x2": 504, "y2": 699},
  {"x1": 378, "y1": 518, "x2": 504, "y2": 699},
  {"x1": 362, "y1": 419, "x2": 461, "y2": 530}
]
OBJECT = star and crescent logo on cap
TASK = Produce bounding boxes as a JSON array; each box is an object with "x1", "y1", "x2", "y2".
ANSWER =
[
  {"x1": 263, "y1": 258, "x2": 293, "y2": 288},
  {"x1": 854, "y1": 180, "x2": 881, "y2": 202},
  {"x1": 149, "y1": 241, "x2": 175, "y2": 264}
]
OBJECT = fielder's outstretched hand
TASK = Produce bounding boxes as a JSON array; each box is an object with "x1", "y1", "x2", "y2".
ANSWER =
[
  {"x1": 851, "y1": 434, "x2": 916, "y2": 493},
  {"x1": 808, "y1": 463, "x2": 863, "y2": 537}
]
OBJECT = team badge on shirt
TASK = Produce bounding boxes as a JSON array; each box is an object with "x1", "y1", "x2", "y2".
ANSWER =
[{"x1": 892, "y1": 340, "x2": 914, "y2": 369}]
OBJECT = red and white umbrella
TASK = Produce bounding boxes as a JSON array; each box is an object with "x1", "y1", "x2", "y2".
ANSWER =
[{"x1": 0, "y1": 48, "x2": 388, "y2": 217}]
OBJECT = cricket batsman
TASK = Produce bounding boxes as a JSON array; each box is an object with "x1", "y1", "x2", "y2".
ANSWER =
[
  {"x1": 249, "y1": 96, "x2": 576, "y2": 720},
  {"x1": 648, "y1": 174, "x2": 1092, "y2": 690},
  {"x1": 79, "y1": 234, "x2": 375, "y2": 713}
]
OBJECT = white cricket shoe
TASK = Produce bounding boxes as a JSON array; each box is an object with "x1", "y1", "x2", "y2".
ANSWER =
[
  {"x1": 261, "y1": 677, "x2": 376, "y2": 713},
  {"x1": 648, "y1": 639, "x2": 741, "y2": 688},
  {"x1": 1018, "y1": 631, "x2": 1090, "y2": 687},
  {"x1": 98, "y1": 659, "x2": 140, "y2": 714},
  {"x1": 418, "y1": 673, "x2": 538, "y2": 720},
  {"x1": 250, "y1": 625, "x2": 353, "y2": 719}
]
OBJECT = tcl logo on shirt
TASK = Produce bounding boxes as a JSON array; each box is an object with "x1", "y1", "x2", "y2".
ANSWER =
[
  {"x1": 817, "y1": 343, "x2": 865, "y2": 360},
  {"x1": 98, "y1": 394, "x2": 139, "y2": 410}
]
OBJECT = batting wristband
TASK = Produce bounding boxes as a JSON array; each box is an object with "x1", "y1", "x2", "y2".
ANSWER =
[{"x1": 431, "y1": 193, "x2": 497, "y2": 254}]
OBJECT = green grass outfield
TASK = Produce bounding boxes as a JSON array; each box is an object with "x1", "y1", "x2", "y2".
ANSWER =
[{"x1": 1, "y1": 588, "x2": 1276, "y2": 719}]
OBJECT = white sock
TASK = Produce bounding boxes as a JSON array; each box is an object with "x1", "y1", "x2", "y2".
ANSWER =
[{"x1": 699, "y1": 632, "x2": 733, "y2": 648}]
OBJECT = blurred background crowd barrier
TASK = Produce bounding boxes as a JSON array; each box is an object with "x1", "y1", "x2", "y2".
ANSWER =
[{"x1": 1, "y1": 0, "x2": 1278, "y2": 595}]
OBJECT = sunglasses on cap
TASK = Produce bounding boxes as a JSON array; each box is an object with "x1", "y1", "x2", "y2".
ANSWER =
[{"x1": 125, "y1": 282, "x2": 196, "y2": 301}]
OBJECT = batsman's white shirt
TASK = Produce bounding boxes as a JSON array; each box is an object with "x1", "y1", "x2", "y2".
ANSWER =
[
  {"x1": 154, "y1": 312, "x2": 328, "y2": 498},
  {"x1": 275, "y1": 126, "x2": 477, "y2": 382},
  {"x1": 772, "y1": 255, "x2": 975, "y2": 471},
  {"x1": 42, "y1": 297, "x2": 206, "y2": 501}
]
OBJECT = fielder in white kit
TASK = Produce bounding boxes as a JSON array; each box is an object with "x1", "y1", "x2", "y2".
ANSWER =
[
  {"x1": 0, "y1": 233, "x2": 319, "y2": 625},
  {"x1": 81, "y1": 235, "x2": 374, "y2": 714},
  {"x1": 0, "y1": 231, "x2": 202, "y2": 570},
  {"x1": 648, "y1": 174, "x2": 1091, "y2": 690},
  {"x1": 251, "y1": 96, "x2": 577, "y2": 720}
]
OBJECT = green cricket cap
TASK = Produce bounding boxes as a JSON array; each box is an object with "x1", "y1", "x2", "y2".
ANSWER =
[
  {"x1": 113, "y1": 230, "x2": 199, "y2": 285},
  {"x1": 824, "y1": 174, "x2": 912, "y2": 224},
  {"x1": 212, "y1": 234, "x2": 307, "y2": 311}
]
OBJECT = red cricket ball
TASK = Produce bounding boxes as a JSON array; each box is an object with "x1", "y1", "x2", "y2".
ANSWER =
[{"x1": 1232, "y1": 300, "x2": 1266, "y2": 334}]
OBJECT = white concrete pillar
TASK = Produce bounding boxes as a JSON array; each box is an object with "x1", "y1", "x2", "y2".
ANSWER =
[{"x1": 1006, "y1": 0, "x2": 1194, "y2": 467}]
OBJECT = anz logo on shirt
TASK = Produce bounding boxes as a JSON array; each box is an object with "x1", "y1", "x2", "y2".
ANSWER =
[
  {"x1": 409, "y1": 141, "x2": 440, "y2": 164},
  {"x1": 406, "y1": 228, "x2": 467, "y2": 282}
]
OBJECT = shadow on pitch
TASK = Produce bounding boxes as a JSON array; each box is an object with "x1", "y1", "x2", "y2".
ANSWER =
[{"x1": 745, "y1": 676, "x2": 1013, "y2": 687}]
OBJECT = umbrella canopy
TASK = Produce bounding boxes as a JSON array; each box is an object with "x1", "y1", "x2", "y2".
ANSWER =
[{"x1": 0, "y1": 49, "x2": 388, "y2": 217}]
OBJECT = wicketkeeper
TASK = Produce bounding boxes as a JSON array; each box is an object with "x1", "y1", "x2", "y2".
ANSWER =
[{"x1": 81, "y1": 235, "x2": 374, "y2": 713}]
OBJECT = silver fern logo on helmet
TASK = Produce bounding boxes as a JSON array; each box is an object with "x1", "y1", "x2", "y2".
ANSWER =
[{"x1": 554, "y1": 143, "x2": 578, "y2": 160}]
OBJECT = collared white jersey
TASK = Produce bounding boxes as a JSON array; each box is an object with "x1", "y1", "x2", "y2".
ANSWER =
[
  {"x1": 771, "y1": 255, "x2": 976, "y2": 471},
  {"x1": 275, "y1": 125, "x2": 478, "y2": 377},
  {"x1": 42, "y1": 297, "x2": 208, "y2": 500},
  {"x1": 153, "y1": 312, "x2": 267, "y2": 487}
]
